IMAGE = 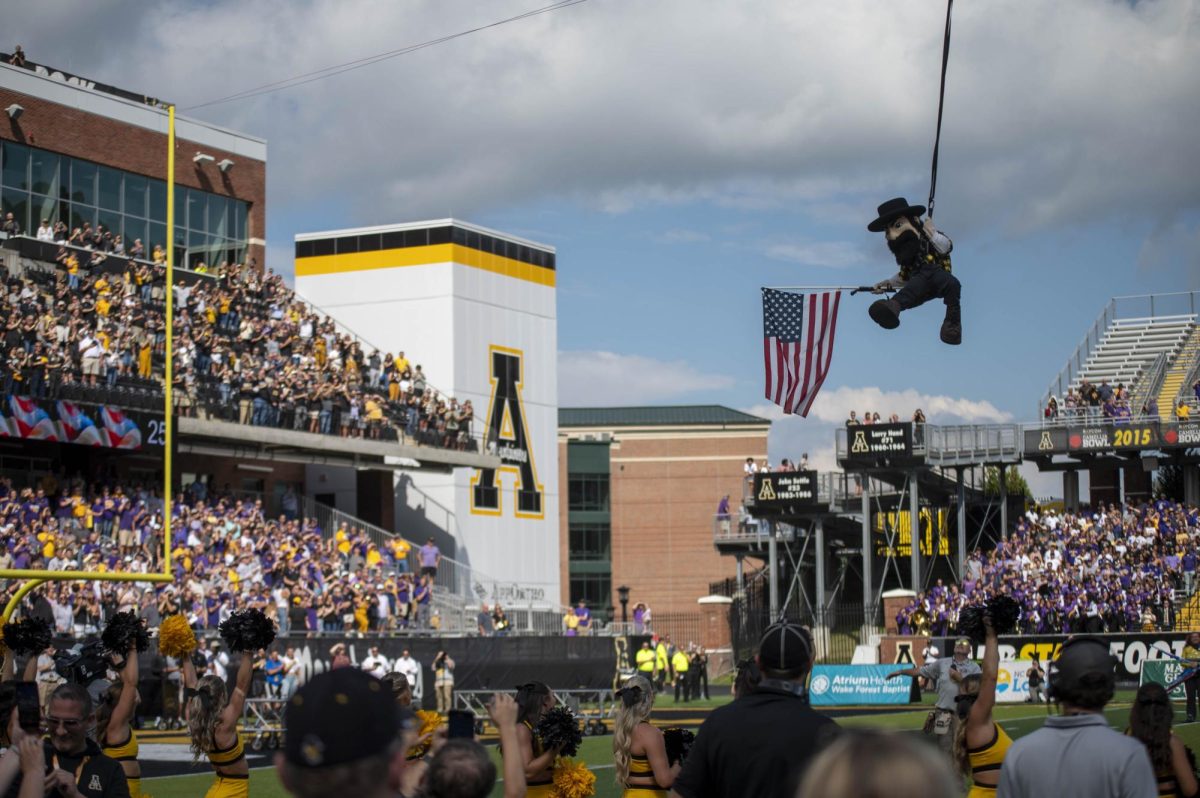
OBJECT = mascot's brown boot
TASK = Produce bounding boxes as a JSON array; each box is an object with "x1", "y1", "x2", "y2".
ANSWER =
[
  {"x1": 869, "y1": 299, "x2": 902, "y2": 330},
  {"x1": 940, "y1": 305, "x2": 962, "y2": 346}
]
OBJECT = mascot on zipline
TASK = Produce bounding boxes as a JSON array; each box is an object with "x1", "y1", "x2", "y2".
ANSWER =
[{"x1": 866, "y1": 197, "x2": 961, "y2": 345}]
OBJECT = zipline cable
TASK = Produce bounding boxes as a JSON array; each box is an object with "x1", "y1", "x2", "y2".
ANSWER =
[
  {"x1": 183, "y1": 0, "x2": 589, "y2": 111},
  {"x1": 926, "y1": 0, "x2": 954, "y2": 219}
]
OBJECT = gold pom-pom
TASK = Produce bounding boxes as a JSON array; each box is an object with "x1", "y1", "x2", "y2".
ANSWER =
[
  {"x1": 158, "y1": 615, "x2": 197, "y2": 659},
  {"x1": 407, "y1": 709, "x2": 443, "y2": 759},
  {"x1": 551, "y1": 757, "x2": 596, "y2": 798}
]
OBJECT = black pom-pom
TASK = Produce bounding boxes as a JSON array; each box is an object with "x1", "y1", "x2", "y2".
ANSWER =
[
  {"x1": 956, "y1": 596, "x2": 1022, "y2": 643},
  {"x1": 663, "y1": 727, "x2": 695, "y2": 766},
  {"x1": 218, "y1": 608, "x2": 276, "y2": 653},
  {"x1": 536, "y1": 705, "x2": 582, "y2": 757},
  {"x1": 2, "y1": 617, "x2": 52, "y2": 656},
  {"x1": 101, "y1": 611, "x2": 151, "y2": 656}
]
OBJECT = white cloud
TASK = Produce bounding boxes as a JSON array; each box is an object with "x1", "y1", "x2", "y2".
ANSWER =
[
  {"x1": 18, "y1": 0, "x2": 1197, "y2": 241},
  {"x1": 558, "y1": 350, "x2": 733, "y2": 406},
  {"x1": 744, "y1": 384, "x2": 1012, "y2": 473},
  {"x1": 652, "y1": 228, "x2": 711, "y2": 245},
  {"x1": 763, "y1": 240, "x2": 865, "y2": 269}
]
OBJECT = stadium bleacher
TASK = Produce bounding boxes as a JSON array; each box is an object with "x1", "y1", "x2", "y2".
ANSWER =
[{"x1": 0, "y1": 234, "x2": 478, "y2": 451}]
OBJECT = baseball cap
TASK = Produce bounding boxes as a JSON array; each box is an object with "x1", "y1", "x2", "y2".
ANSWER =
[
  {"x1": 757, "y1": 621, "x2": 813, "y2": 672},
  {"x1": 284, "y1": 668, "x2": 412, "y2": 768},
  {"x1": 1048, "y1": 636, "x2": 1117, "y2": 708}
]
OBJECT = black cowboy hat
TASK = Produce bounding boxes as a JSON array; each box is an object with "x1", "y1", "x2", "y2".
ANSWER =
[{"x1": 867, "y1": 197, "x2": 926, "y2": 232}]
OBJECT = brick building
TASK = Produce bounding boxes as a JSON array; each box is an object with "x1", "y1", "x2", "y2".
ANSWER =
[
  {"x1": 0, "y1": 54, "x2": 266, "y2": 269},
  {"x1": 558, "y1": 406, "x2": 770, "y2": 624}
]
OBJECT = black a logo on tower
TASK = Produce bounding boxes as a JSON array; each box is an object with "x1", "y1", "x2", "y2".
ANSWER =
[{"x1": 471, "y1": 346, "x2": 543, "y2": 518}]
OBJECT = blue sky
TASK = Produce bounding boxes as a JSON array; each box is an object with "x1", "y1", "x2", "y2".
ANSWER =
[{"x1": 17, "y1": 0, "x2": 1200, "y2": 493}]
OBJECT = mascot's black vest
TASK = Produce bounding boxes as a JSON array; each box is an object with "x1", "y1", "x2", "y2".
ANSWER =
[{"x1": 898, "y1": 235, "x2": 953, "y2": 281}]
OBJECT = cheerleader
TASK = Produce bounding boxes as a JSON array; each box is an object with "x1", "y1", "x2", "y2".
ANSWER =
[
  {"x1": 613, "y1": 676, "x2": 678, "y2": 797},
  {"x1": 1127, "y1": 683, "x2": 1200, "y2": 798},
  {"x1": 513, "y1": 681, "x2": 561, "y2": 797},
  {"x1": 183, "y1": 649, "x2": 252, "y2": 797},
  {"x1": 96, "y1": 644, "x2": 144, "y2": 797},
  {"x1": 953, "y1": 615, "x2": 1010, "y2": 797}
]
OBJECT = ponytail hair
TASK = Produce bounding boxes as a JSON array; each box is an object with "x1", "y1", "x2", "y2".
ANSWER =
[
  {"x1": 951, "y1": 674, "x2": 982, "y2": 777},
  {"x1": 612, "y1": 676, "x2": 654, "y2": 787},
  {"x1": 186, "y1": 675, "x2": 228, "y2": 760},
  {"x1": 1129, "y1": 682, "x2": 1173, "y2": 772},
  {"x1": 515, "y1": 681, "x2": 552, "y2": 727}
]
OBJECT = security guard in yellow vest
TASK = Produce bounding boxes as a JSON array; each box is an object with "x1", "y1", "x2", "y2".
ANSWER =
[
  {"x1": 654, "y1": 637, "x2": 669, "y2": 693},
  {"x1": 636, "y1": 641, "x2": 657, "y2": 678},
  {"x1": 672, "y1": 649, "x2": 691, "y2": 702}
]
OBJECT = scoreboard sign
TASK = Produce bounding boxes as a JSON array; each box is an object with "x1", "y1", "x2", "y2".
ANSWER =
[
  {"x1": 1025, "y1": 422, "x2": 1200, "y2": 455},
  {"x1": 845, "y1": 423, "x2": 913, "y2": 460},
  {"x1": 753, "y1": 471, "x2": 819, "y2": 511}
]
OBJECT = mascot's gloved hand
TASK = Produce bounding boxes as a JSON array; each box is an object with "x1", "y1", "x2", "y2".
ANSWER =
[{"x1": 871, "y1": 280, "x2": 895, "y2": 295}]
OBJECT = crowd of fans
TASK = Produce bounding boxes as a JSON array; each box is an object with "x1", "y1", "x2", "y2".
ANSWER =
[
  {"x1": 0, "y1": 474, "x2": 456, "y2": 636},
  {"x1": 1044, "y1": 377, "x2": 1200, "y2": 422},
  {"x1": 896, "y1": 499, "x2": 1199, "y2": 636},
  {"x1": 1, "y1": 230, "x2": 477, "y2": 451}
]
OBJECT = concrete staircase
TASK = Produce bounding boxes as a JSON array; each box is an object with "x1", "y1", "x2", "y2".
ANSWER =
[
  {"x1": 1178, "y1": 591, "x2": 1200, "y2": 631},
  {"x1": 1156, "y1": 327, "x2": 1200, "y2": 420}
]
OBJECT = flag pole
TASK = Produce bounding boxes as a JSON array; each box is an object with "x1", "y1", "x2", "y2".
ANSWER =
[{"x1": 768, "y1": 283, "x2": 864, "y2": 289}]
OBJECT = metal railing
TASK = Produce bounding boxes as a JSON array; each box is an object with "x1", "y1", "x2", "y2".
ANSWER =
[
  {"x1": 1041, "y1": 291, "x2": 1200, "y2": 416},
  {"x1": 300, "y1": 496, "x2": 572, "y2": 628},
  {"x1": 1129, "y1": 352, "x2": 1169, "y2": 417},
  {"x1": 923, "y1": 423, "x2": 1022, "y2": 465}
]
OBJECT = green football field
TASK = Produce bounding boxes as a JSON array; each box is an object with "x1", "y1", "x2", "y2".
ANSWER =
[{"x1": 141, "y1": 692, "x2": 1199, "y2": 798}]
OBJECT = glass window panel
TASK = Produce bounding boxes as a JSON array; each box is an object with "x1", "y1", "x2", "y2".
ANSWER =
[
  {"x1": 30, "y1": 194, "x2": 58, "y2": 229},
  {"x1": 123, "y1": 217, "x2": 147, "y2": 249},
  {"x1": 208, "y1": 194, "x2": 228, "y2": 239},
  {"x1": 1, "y1": 188, "x2": 29, "y2": 233},
  {"x1": 29, "y1": 150, "x2": 59, "y2": 197},
  {"x1": 1, "y1": 141, "x2": 29, "y2": 191},
  {"x1": 70, "y1": 161, "x2": 97, "y2": 205},
  {"x1": 98, "y1": 166, "x2": 122, "y2": 211},
  {"x1": 236, "y1": 202, "x2": 248, "y2": 241},
  {"x1": 97, "y1": 209, "x2": 122, "y2": 241},
  {"x1": 148, "y1": 180, "x2": 166, "y2": 222},
  {"x1": 567, "y1": 474, "x2": 610, "y2": 512},
  {"x1": 174, "y1": 185, "x2": 186, "y2": 224},
  {"x1": 148, "y1": 222, "x2": 167, "y2": 253},
  {"x1": 124, "y1": 175, "x2": 147, "y2": 218},
  {"x1": 187, "y1": 189, "x2": 206, "y2": 231},
  {"x1": 70, "y1": 204, "x2": 96, "y2": 231}
]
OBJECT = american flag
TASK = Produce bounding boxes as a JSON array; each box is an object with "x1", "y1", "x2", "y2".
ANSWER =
[{"x1": 762, "y1": 288, "x2": 841, "y2": 416}]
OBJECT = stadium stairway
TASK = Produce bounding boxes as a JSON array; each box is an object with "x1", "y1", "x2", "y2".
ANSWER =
[
  {"x1": 301, "y1": 497, "x2": 570, "y2": 634},
  {"x1": 1178, "y1": 591, "x2": 1200, "y2": 632},
  {"x1": 1156, "y1": 326, "x2": 1200, "y2": 421}
]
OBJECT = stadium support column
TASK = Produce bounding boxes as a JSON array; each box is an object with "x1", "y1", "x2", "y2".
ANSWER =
[
  {"x1": 815, "y1": 517, "x2": 829, "y2": 660},
  {"x1": 1063, "y1": 470, "x2": 1080, "y2": 512},
  {"x1": 1184, "y1": 465, "x2": 1200, "y2": 508},
  {"x1": 909, "y1": 472, "x2": 921, "y2": 592},
  {"x1": 861, "y1": 476, "x2": 873, "y2": 633},
  {"x1": 768, "y1": 521, "x2": 779, "y2": 619},
  {"x1": 956, "y1": 467, "x2": 966, "y2": 579},
  {"x1": 999, "y1": 464, "x2": 1008, "y2": 540}
]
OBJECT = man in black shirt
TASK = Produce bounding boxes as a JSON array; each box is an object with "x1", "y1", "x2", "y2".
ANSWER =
[
  {"x1": 671, "y1": 621, "x2": 839, "y2": 798},
  {"x1": 42, "y1": 683, "x2": 130, "y2": 797}
]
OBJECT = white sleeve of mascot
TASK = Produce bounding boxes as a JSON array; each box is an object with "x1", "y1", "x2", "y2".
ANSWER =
[{"x1": 923, "y1": 218, "x2": 953, "y2": 255}]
